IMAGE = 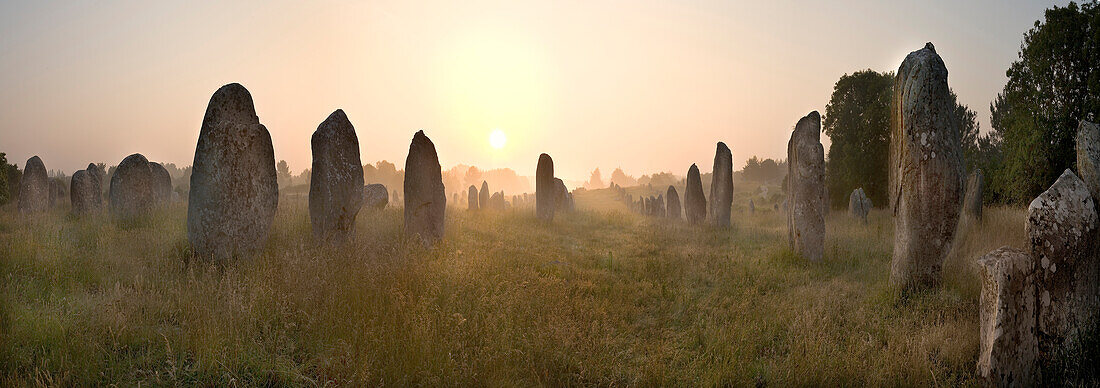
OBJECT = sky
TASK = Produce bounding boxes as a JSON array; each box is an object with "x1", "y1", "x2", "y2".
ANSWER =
[{"x1": 0, "y1": 0, "x2": 1069, "y2": 182}]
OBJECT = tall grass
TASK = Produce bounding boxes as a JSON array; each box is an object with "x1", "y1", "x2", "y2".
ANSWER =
[{"x1": 0, "y1": 191, "x2": 1025, "y2": 386}]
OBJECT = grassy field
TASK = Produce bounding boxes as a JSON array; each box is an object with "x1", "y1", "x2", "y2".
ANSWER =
[{"x1": 0, "y1": 186, "x2": 1026, "y2": 386}]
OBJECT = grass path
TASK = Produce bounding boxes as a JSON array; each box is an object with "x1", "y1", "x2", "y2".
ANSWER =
[{"x1": 0, "y1": 192, "x2": 1025, "y2": 385}]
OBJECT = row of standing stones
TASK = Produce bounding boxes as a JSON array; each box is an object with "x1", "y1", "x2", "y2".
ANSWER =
[
  {"x1": 19, "y1": 154, "x2": 174, "y2": 219},
  {"x1": 623, "y1": 142, "x2": 730, "y2": 227},
  {"x1": 465, "y1": 171, "x2": 562, "y2": 213},
  {"x1": 10, "y1": 42, "x2": 1092, "y2": 384}
]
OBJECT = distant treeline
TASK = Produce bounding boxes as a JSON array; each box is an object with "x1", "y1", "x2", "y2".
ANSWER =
[{"x1": 582, "y1": 157, "x2": 786, "y2": 192}]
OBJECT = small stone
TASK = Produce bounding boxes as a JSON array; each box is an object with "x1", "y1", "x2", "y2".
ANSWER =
[
  {"x1": 110, "y1": 153, "x2": 159, "y2": 221},
  {"x1": 17, "y1": 156, "x2": 48, "y2": 214},
  {"x1": 363, "y1": 183, "x2": 389, "y2": 210},
  {"x1": 666, "y1": 186, "x2": 681, "y2": 220},
  {"x1": 70, "y1": 168, "x2": 102, "y2": 215},
  {"x1": 467, "y1": 185, "x2": 479, "y2": 211}
]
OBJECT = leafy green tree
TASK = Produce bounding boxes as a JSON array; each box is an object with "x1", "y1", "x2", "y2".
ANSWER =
[
  {"x1": 276, "y1": 160, "x2": 292, "y2": 188},
  {"x1": 822, "y1": 70, "x2": 894, "y2": 208},
  {"x1": 991, "y1": 1, "x2": 1100, "y2": 204},
  {"x1": 823, "y1": 71, "x2": 980, "y2": 208},
  {"x1": 0, "y1": 153, "x2": 9, "y2": 205},
  {"x1": 740, "y1": 156, "x2": 784, "y2": 182}
]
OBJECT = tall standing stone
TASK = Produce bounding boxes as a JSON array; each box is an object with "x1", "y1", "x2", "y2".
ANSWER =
[
  {"x1": 309, "y1": 109, "x2": 364, "y2": 243},
  {"x1": 403, "y1": 130, "x2": 446, "y2": 246},
  {"x1": 684, "y1": 164, "x2": 706, "y2": 224},
  {"x1": 787, "y1": 111, "x2": 826, "y2": 261},
  {"x1": 480, "y1": 181, "x2": 490, "y2": 210},
  {"x1": 468, "y1": 185, "x2": 479, "y2": 210},
  {"x1": 963, "y1": 169, "x2": 984, "y2": 221},
  {"x1": 149, "y1": 162, "x2": 172, "y2": 203},
  {"x1": 888, "y1": 43, "x2": 965, "y2": 288},
  {"x1": 17, "y1": 156, "x2": 48, "y2": 214},
  {"x1": 1026, "y1": 169, "x2": 1099, "y2": 358},
  {"x1": 666, "y1": 186, "x2": 681, "y2": 220},
  {"x1": 1077, "y1": 120, "x2": 1100, "y2": 204},
  {"x1": 188, "y1": 83, "x2": 278, "y2": 260},
  {"x1": 976, "y1": 246, "x2": 1038, "y2": 386},
  {"x1": 110, "y1": 153, "x2": 158, "y2": 221},
  {"x1": 70, "y1": 169, "x2": 102, "y2": 215},
  {"x1": 709, "y1": 142, "x2": 733, "y2": 226},
  {"x1": 536, "y1": 153, "x2": 555, "y2": 221}
]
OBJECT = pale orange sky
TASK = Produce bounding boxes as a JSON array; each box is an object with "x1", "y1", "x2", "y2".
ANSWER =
[{"x1": 0, "y1": 0, "x2": 1065, "y2": 181}]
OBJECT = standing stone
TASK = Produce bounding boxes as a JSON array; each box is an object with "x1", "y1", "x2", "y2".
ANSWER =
[
  {"x1": 849, "y1": 188, "x2": 871, "y2": 223},
  {"x1": 48, "y1": 179, "x2": 67, "y2": 207},
  {"x1": 87, "y1": 163, "x2": 105, "y2": 189},
  {"x1": 787, "y1": 111, "x2": 827, "y2": 261},
  {"x1": 964, "y1": 170, "x2": 984, "y2": 221},
  {"x1": 709, "y1": 142, "x2": 733, "y2": 226},
  {"x1": 17, "y1": 156, "x2": 48, "y2": 214},
  {"x1": 1027, "y1": 169, "x2": 1099, "y2": 357},
  {"x1": 110, "y1": 153, "x2": 159, "y2": 221},
  {"x1": 480, "y1": 181, "x2": 490, "y2": 210},
  {"x1": 149, "y1": 162, "x2": 172, "y2": 203},
  {"x1": 536, "y1": 154, "x2": 555, "y2": 221},
  {"x1": 553, "y1": 178, "x2": 571, "y2": 213},
  {"x1": 403, "y1": 130, "x2": 446, "y2": 246},
  {"x1": 889, "y1": 43, "x2": 966, "y2": 288},
  {"x1": 468, "y1": 185, "x2": 479, "y2": 210},
  {"x1": 70, "y1": 169, "x2": 102, "y2": 215},
  {"x1": 684, "y1": 164, "x2": 706, "y2": 224},
  {"x1": 363, "y1": 183, "x2": 389, "y2": 210},
  {"x1": 309, "y1": 109, "x2": 364, "y2": 243},
  {"x1": 666, "y1": 186, "x2": 681, "y2": 220},
  {"x1": 490, "y1": 191, "x2": 506, "y2": 210},
  {"x1": 1077, "y1": 120, "x2": 1100, "y2": 200},
  {"x1": 749, "y1": 199, "x2": 755, "y2": 215},
  {"x1": 976, "y1": 246, "x2": 1038, "y2": 386},
  {"x1": 188, "y1": 83, "x2": 278, "y2": 260}
]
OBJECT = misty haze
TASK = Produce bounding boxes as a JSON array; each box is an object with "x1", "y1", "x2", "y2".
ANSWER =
[{"x1": 2, "y1": 1, "x2": 1099, "y2": 386}]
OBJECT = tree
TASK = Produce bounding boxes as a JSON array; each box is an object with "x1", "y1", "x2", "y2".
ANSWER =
[
  {"x1": 823, "y1": 70, "x2": 980, "y2": 208},
  {"x1": 0, "y1": 153, "x2": 12, "y2": 205},
  {"x1": 609, "y1": 168, "x2": 637, "y2": 187},
  {"x1": 990, "y1": 2, "x2": 1100, "y2": 204},
  {"x1": 823, "y1": 70, "x2": 894, "y2": 208},
  {"x1": 586, "y1": 168, "x2": 605, "y2": 189},
  {"x1": 740, "y1": 156, "x2": 784, "y2": 182},
  {"x1": 464, "y1": 166, "x2": 482, "y2": 187},
  {"x1": 277, "y1": 160, "x2": 292, "y2": 188}
]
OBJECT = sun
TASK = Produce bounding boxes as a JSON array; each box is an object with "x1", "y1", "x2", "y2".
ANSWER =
[{"x1": 489, "y1": 129, "x2": 507, "y2": 150}]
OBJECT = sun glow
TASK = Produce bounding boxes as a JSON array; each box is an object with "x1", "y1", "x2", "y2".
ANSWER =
[{"x1": 489, "y1": 129, "x2": 507, "y2": 149}]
